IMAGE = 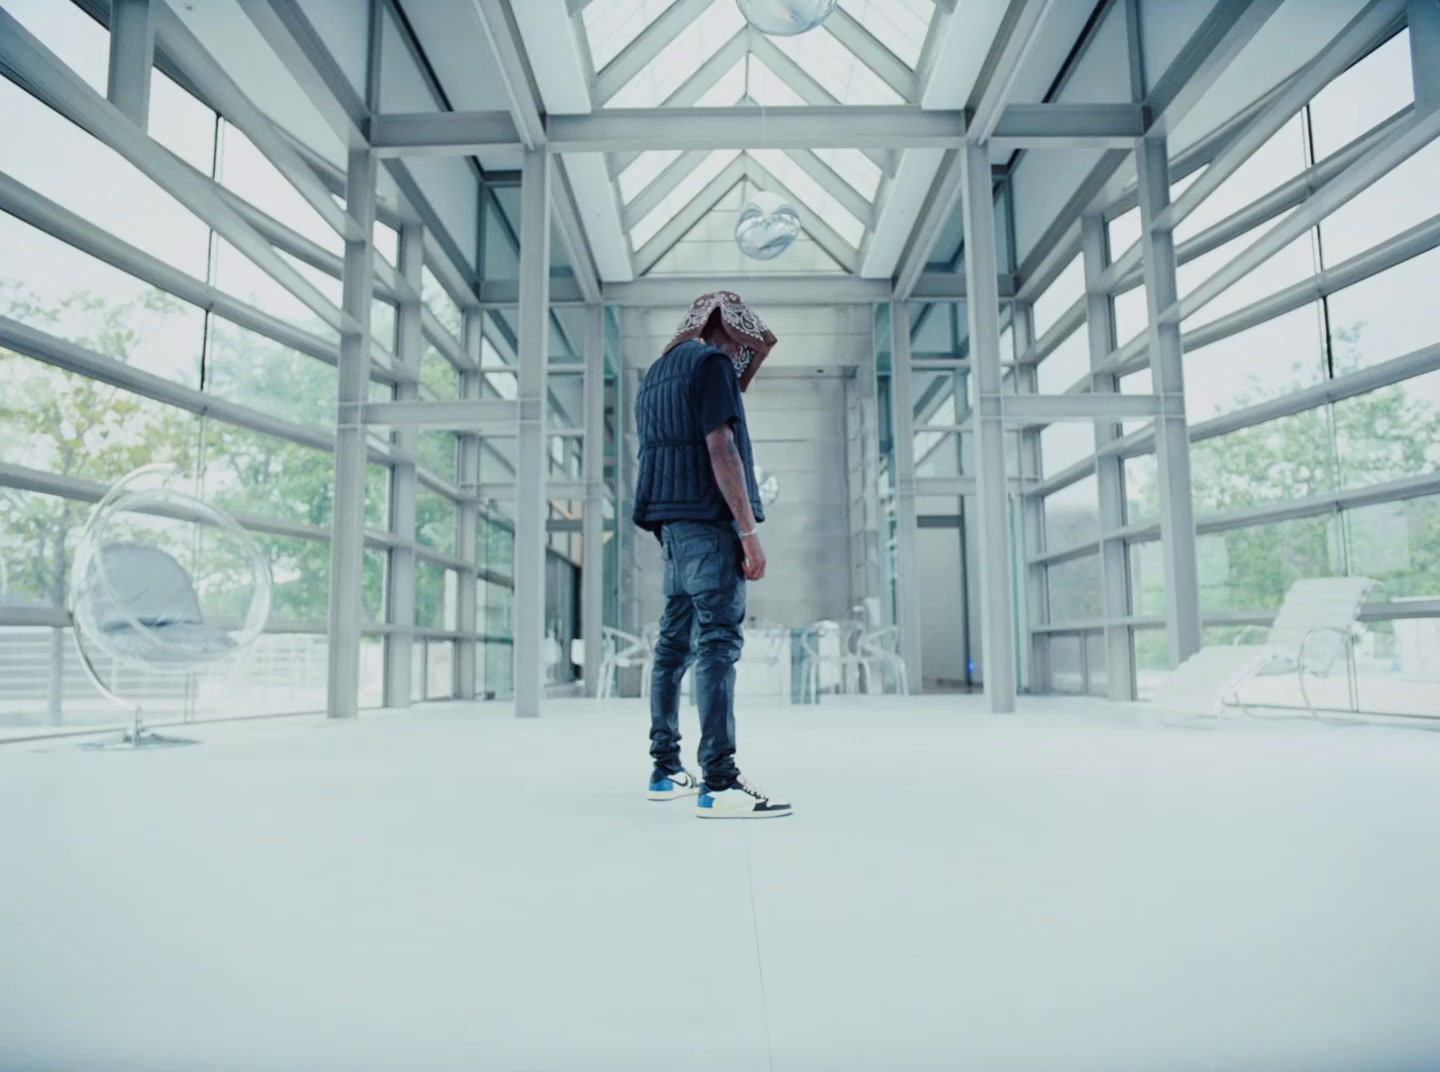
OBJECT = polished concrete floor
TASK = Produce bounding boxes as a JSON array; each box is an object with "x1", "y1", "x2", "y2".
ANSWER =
[{"x1": 2, "y1": 695, "x2": 1440, "y2": 1071}]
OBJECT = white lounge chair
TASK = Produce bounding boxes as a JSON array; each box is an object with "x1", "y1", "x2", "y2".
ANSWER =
[{"x1": 1156, "y1": 576, "x2": 1376, "y2": 727}]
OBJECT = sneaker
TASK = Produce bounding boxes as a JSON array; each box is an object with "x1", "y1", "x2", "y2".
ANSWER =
[
  {"x1": 648, "y1": 768, "x2": 701, "y2": 801},
  {"x1": 697, "y1": 777, "x2": 792, "y2": 820}
]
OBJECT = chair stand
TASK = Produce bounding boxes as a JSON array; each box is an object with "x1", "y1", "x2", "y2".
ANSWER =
[{"x1": 72, "y1": 631, "x2": 197, "y2": 750}]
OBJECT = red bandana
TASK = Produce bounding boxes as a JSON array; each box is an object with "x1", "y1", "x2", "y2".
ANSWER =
[{"x1": 663, "y1": 291, "x2": 778, "y2": 391}]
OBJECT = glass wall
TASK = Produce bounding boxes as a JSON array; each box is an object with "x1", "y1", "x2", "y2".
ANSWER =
[{"x1": 1025, "y1": 26, "x2": 1439, "y2": 717}]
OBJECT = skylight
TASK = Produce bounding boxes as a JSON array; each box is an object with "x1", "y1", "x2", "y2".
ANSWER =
[
  {"x1": 631, "y1": 148, "x2": 742, "y2": 249},
  {"x1": 582, "y1": 0, "x2": 680, "y2": 72},
  {"x1": 749, "y1": 148, "x2": 864, "y2": 248},
  {"x1": 771, "y1": 23, "x2": 903, "y2": 105},
  {"x1": 838, "y1": 0, "x2": 934, "y2": 69},
  {"x1": 606, "y1": 2, "x2": 746, "y2": 109}
]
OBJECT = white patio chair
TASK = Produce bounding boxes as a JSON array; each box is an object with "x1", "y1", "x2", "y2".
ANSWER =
[
  {"x1": 744, "y1": 620, "x2": 792, "y2": 698},
  {"x1": 858, "y1": 625, "x2": 910, "y2": 696},
  {"x1": 1156, "y1": 576, "x2": 1376, "y2": 728},
  {"x1": 799, "y1": 621, "x2": 870, "y2": 702},
  {"x1": 597, "y1": 626, "x2": 649, "y2": 700}
]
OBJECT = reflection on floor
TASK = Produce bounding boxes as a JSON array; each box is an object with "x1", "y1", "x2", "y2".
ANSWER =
[{"x1": 3, "y1": 695, "x2": 1440, "y2": 1071}]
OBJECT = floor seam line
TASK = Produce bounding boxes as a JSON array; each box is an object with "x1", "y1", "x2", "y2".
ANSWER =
[{"x1": 746, "y1": 842, "x2": 776, "y2": 1072}]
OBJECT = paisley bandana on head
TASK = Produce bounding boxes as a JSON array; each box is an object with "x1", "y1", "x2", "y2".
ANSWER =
[{"x1": 663, "y1": 291, "x2": 778, "y2": 391}]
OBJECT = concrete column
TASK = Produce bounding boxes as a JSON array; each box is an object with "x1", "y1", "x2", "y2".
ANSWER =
[
  {"x1": 1081, "y1": 213, "x2": 1137, "y2": 700},
  {"x1": 1135, "y1": 137, "x2": 1202, "y2": 667},
  {"x1": 107, "y1": 0, "x2": 154, "y2": 130},
  {"x1": 581, "y1": 305, "x2": 607, "y2": 696},
  {"x1": 384, "y1": 224, "x2": 423, "y2": 708},
  {"x1": 327, "y1": 148, "x2": 377, "y2": 718},
  {"x1": 514, "y1": 150, "x2": 551, "y2": 718},
  {"x1": 888, "y1": 302, "x2": 925, "y2": 691},
  {"x1": 960, "y1": 140, "x2": 1017, "y2": 713}
]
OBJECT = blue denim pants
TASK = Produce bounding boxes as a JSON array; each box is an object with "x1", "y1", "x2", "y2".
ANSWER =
[{"x1": 650, "y1": 521, "x2": 745, "y2": 790}]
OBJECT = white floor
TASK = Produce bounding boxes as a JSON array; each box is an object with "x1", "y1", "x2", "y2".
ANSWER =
[{"x1": 3, "y1": 696, "x2": 1440, "y2": 1072}]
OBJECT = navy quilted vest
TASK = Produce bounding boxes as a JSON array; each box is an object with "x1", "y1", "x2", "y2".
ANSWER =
[{"x1": 632, "y1": 341, "x2": 765, "y2": 533}]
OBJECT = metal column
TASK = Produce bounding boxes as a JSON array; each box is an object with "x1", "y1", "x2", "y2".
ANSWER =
[
  {"x1": 327, "y1": 148, "x2": 377, "y2": 719},
  {"x1": 1135, "y1": 137, "x2": 1202, "y2": 666},
  {"x1": 581, "y1": 305, "x2": 607, "y2": 696},
  {"x1": 1081, "y1": 214, "x2": 1137, "y2": 700},
  {"x1": 456, "y1": 311, "x2": 483, "y2": 699},
  {"x1": 384, "y1": 224, "x2": 423, "y2": 708},
  {"x1": 1013, "y1": 301, "x2": 1049, "y2": 692},
  {"x1": 888, "y1": 302, "x2": 925, "y2": 691},
  {"x1": 106, "y1": 0, "x2": 154, "y2": 130},
  {"x1": 1413, "y1": 0, "x2": 1440, "y2": 111},
  {"x1": 960, "y1": 141, "x2": 1017, "y2": 713},
  {"x1": 514, "y1": 149, "x2": 551, "y2": 718}
]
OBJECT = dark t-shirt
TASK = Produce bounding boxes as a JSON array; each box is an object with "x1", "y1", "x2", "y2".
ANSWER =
[{"x1": 696, "y1": 351, "x2": 743, "y2": 437}]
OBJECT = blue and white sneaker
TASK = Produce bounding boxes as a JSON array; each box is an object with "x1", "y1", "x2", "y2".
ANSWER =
[
  {"x1": 648, "y1": 768, "x2": 702, "y2": 801},
  {"x1": 697, "y1": 777, "x2": 792, "y2": 819}
]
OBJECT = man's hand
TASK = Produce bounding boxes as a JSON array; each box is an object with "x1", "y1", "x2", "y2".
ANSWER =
[{"x1": 741, "y1": 532, "x2": 767, "y2": 582}]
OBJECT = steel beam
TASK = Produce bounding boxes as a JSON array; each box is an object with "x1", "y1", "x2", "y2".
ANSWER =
[
  {"x1": 888, "y1": 304, "x2": 925, "y2": 691},
  {"x1": 969, "y1": 0, "x2": 1062, "y2": 142},
  {"x1": 1414, "y1": 0, "x2": 1440, "y2": 109},
  {"x1": 593, "y1": 0, "x2": 712, "y2": 105},
  {"x1": 328, "y1": 148, "x2": 378, "y2": 720},
  {"x1": 1081, "y1": 214, "x2": 1136, "y2": 701},
  {"x1": 824, "y1": 6, "x2": 915, "y2": 101},
  {"x1": 549, "y1": 107, "x2": 967, "y2": 152},
  {"x1": 514, "y1": 150, "x2": 551, "y2": 719},
  {"x1": 363, "y1": 399, "x2": 524, "y2": 430},
  {"x1": 1134, "y1": 137, "x2": 1201, "y2": 669},
  {"x1": 1144, "y1": 0, "x2": 1287, "y2": 133},
  {"x1": 0, "y1": 11, "x2": 352, "y2": 337},
  {"x1": 1169, "y1": 106, "x2": 1440, "y2": 325},
  {"x1": 581, "y1": 305, "x2": 606, "y2": 698},
  {"x1": 456, "y1": 311, "x2": 484, "y2": 700},
  {"x1": 894, "y1": 150, "x2": 963, "y2": 300},
  {"x1": 384, "y1": 224, "x2": 424, "y2": 709},
  {"x1": 990, "y1": 103, "x2": 1147, "y2": 149},
  {"x1": 1154, "y1": 0, "x2": 1406, "y2": 234},
  {"x1": 107, "y1": 0, "x2": 154, "y2": 130},
  {"x1": 369, "y1": 111, "x2": 520, "y2": 156},
  {"x1": 1000, "y1": 394, "x2": 1162, "y2": 423},
  {"x1": 633, "y1": 157, "x2": 747, "y2": 275},
  {"x1": 623, "y1": 149, "x2": 715, "y2": 231},
  {"x1": 603, "y1": 275, "x2": 891, "y2": 307},
  {"x1": 961, "y1": 140, "x2": 1017, "y2": 712}
]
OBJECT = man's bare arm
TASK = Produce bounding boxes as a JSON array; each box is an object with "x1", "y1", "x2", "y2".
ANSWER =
[{"x1": 706, "y1": 424, "x2": 766, "y2": 581}]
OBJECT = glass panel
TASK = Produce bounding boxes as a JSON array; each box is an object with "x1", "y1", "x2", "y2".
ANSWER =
[
  {"x1": 1182, "y1": 303, "x2": 1328, "y2": 421},
  {"x1": 150, "y1": 72, "x2": 218, "y2": 175},
  {"x1": 0, "y1": 351, "x2": 200, "y2": 480},
  {"x1": 217, "y1": 122, "x2": 339, "y2": 254},
  {"x1": 1032, "y1": 255, "x2": 1084, "y2": 338},
  {"x1": 1196, "y1": 515, "x2": 1341, "y2": 614},
  {"x1": 1124, "y1": 453, "x2": 1158, "y2": 526},
  {"x1": 1177, "y1": 229, "x2": 1319, "y2": 330},
  {"x1": 1040, "y1": 423, "x2": 1095, "y2": 478},
  {"x1": 1133, "y1": 627, "x2": 1169, "y2": 699},
  {"x1": 1048, "y1": 634, "x2": 1083, "y2": 693},
  {"x1": 6, "y1": 0, "x2": 109, "y2": 93},
  {"x1": 749, "y1": 149, "x2": 865, "y2": 247},
  {"x1": 426, "y1": 641, "x2": 455, "y2": 699},
  {"x1": 631, "y1": 149, "x2": 741, "y2": 248},
  {"x1": 422, "y1": 267, "x2": 464, "y2": 339},
  {"x1": 1174, "y1": 116, "x2": 1307, "y2": 244},
  {"x1": 1353, "y1": 615, "x2": 1440, "y2": 717},
  {"x1": 1047, "y1": 555, "x2": 1103, "y2": 621},
  {"x1": 1346, "y1": 495, "x2": 1440, "y2": 602},
  {"x1": 1036, "y1": 327, "x2": 1090, "y2": 394},
  {"x1": 421, "y1": 343, "x2": 459, "y2": 399},
  {"x1": 415, "y1": 562, "x2": 451, "y2": 629},
  {"x1": 1333, "y1": 368, "x2": 1440, "y2": 492},
  {"x1": 1113, "y1": 284, "x2": 1147, "y2": 348},
  {"x1": 1326, "y1": 247, "x2": 1440, "y2": 374},
  {"x1": 1108, "y1": 207, "x2": 1141, "y2": 262},
  {"x1": 583, "y1": 0, "x2": 681, "y2": 71},
  {"x1": 1309, "y1": 31, "x2": 1414, "y2": 162},
  {"x1": 1320, "y1": 138, "x2": 1440, "y2": 265},
  {"x1": 418, "y1": 432, "x2": 458, "y2": 483},
  {"x1": 1191, "y1": 408, "x2": 1336, "y2": 513},
  {"x1": 838, "y1": 0, "x2": 934, "y2": 67},
  {"x1": 213, "y1": 238, "x2": 337, "y2": 340},
  {"x1": 1087, "y1": 632, "x2": 1108, "y2": 697},
  {"x1": 1129, "y1": 540, "x2": 1165, "y2": 616},
  {"x1": 607, "y1": 4, "x2": 745, "y2": 109},
  {"x1": 206, "y1": 319, "x2": 339, "y2": 428},
  {"x1": 0, "y1": 213, "x2": 206, "y2": 387},
  {"x1": 416, "y1": 488, "x2": 457, "y2": 554},
  {"x1": 773, "y1": 25, "x2": 902, "y2": 105},
  {"x1": 202, "y1": 422, "x2": 350, "y2": 527},
  {"x1": 1044, "y1": 475, "x2": 1100, "y2": 546},
  {"x1": 0, "y1": 80, "x2": 211, "y2": 278}
]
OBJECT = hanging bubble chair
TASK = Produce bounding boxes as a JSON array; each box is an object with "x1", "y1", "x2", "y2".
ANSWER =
[
  {"x1": 69, "y1": 464, "x2": 272, "y2": 748},
  {"x1": 736, "y1": 191, "x2": 802, "y2": 261},
  {"x1": 736, "y1": 0, "x2": 838, "y2": 36}
]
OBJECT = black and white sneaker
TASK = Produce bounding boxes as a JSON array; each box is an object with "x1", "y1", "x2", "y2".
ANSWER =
[
  {"x1": 697, "y1": 777, "x2": 792, "y2": 819},
  {"x1": 648, "y1": 768, "x2": 702, "y2": 801}
]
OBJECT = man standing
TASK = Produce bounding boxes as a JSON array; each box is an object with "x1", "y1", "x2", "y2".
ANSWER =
[{"x1": 632, "y1": 292, "x2": 792, "y2": 820}]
